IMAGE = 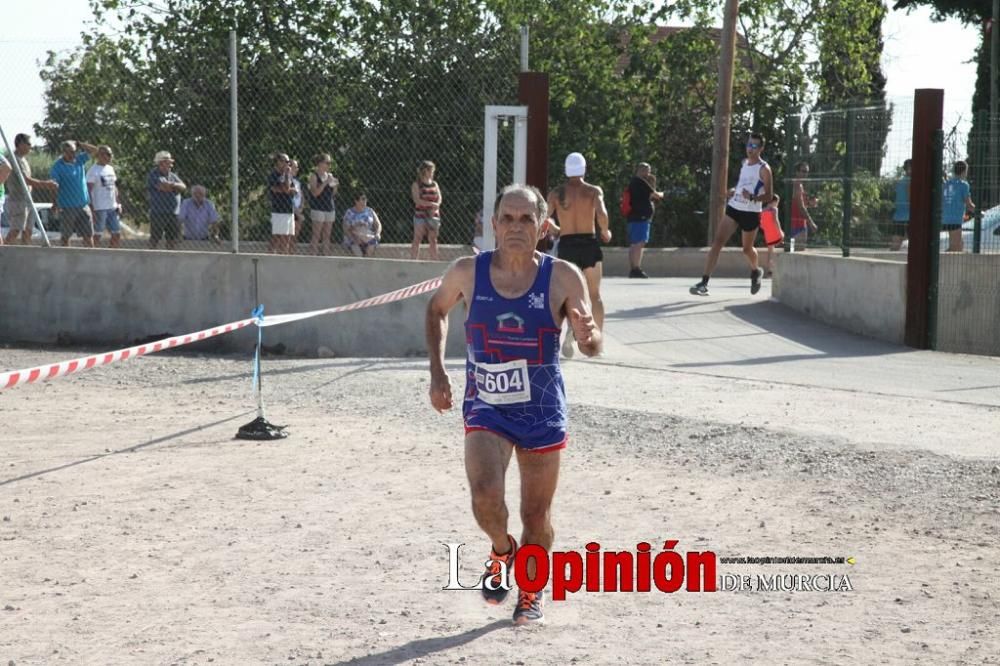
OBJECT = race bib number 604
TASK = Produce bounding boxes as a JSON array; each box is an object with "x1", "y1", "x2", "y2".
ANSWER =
[{"x1": 474, "y1": 359, "x2": 531, "y2": 405}]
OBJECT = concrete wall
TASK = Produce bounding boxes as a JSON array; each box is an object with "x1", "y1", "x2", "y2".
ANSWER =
[
  {"x1": 936, "y1": 254, "x2": 1000, "y2": 356},
  {"x1": 773, "y1": 254, "x2": 907, "y2": 345},
  {"x1": 0, "y1": 246, "x2": 466, "y2": 357}
]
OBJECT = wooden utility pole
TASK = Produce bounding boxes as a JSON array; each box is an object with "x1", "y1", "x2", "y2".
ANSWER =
[{"x1": 708, "y1": 0, "x2": 740, "y2": 241}]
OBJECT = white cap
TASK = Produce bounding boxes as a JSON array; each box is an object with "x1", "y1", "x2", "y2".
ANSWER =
[{"x1": 565, "y1": 152, "x2": 586, "y2": 177}]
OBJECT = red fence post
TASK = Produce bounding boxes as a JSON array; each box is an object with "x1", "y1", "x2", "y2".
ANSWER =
[{"x1": 904, "y1": 89, "x2": 944, "y2": 349}]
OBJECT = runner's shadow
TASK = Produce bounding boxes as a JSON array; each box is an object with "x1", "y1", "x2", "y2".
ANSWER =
[
  {"x1": 331, "y1": 620, "x2": 509, "y2": 666},
  {"x1": 605, "y1": 300, "x2": 717, "y2": 321}
]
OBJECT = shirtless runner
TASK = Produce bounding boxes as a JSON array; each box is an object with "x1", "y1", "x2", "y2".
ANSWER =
[{"x1": 547, "y1": 152, "x2": 611, "y2": 357}]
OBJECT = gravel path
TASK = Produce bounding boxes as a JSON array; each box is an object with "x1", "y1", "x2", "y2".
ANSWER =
[{"x1": 1, "y1": 344, "x2": 997, "y2": 665}]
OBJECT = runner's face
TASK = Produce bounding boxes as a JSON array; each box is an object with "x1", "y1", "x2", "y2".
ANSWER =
[
  {"x1": 493, "y1": 194, "x2": 540, "y2": 253},
  {"x1": 746, "y1": 139, "x2": 763, "y2": 157}
]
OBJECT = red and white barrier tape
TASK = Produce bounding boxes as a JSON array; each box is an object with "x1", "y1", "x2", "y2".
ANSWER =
[
  {"x1": 257, "y1": 276, "x2": 442, "y2": 327},
  {"x1": 0, "y1": 276, "x2": 443, "y2": 393}
]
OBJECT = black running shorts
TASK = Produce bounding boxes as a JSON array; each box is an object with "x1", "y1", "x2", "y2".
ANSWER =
[
  {"x1": 725, "y1": 205, "x2": 761, "y2": 232},
  {"x1": 557, "y1": 234, "x2": 603, "y2": 270}
]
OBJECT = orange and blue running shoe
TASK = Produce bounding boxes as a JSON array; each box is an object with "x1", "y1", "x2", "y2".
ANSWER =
[
  {"x1": 513, "y1": 589, "x2": 545, "y2": 625},
  {"x1": 481, "y1": 534, "x2": 517, "y2": 605}
]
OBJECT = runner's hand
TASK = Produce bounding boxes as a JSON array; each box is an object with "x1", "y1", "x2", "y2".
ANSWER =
[
  {"x1": 429, "y1": 372, "x2": 454, "y2": 412},
  {"x1": 568, "y1": 308, "x2": 597, "y2": 347},
  {"x1": 600, "y1": 228, "x2": 611, "y2": 243}
]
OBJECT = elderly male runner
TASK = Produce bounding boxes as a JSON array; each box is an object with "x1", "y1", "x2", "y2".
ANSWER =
[
  {"x1": 427, "y1": 184, "x2": 602, "y2": 625},
  {"x1": 547, "y1": 152, "x2": 611, "y2": 357}
]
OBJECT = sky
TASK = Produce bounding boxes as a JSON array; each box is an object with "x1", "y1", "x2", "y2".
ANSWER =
[{"x1": 0, "y1": 0, "x2": 984, "y2": 163}]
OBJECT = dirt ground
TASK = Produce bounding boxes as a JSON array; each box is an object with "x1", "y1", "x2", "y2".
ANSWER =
[{"x1": 1, "y1": 342, "x2": 998, "y2": 665}]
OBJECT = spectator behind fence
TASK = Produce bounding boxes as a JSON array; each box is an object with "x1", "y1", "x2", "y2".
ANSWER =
[
  {"x1": 342, "y1": 192, "x2": 382, "y2": 258},
  {"x1": 625, "y1": 161, "x2": 664, "y2": 278},
  {"x1": 147, "y1": 151, "x2": 186, "y2": 249},
  {"x1": 51, "y1": 140, "x2": 99, "y2": 247},
  {"x1": 86, "y1": 145, "x2": 123, "y2": 248},
  {"x1": 891, "y1": 159, "x2": 912, "y2": 251},
  {"x1": 178, "y1": 185, "x2": 220, "y2": 242},
  {"x1": 268, "y1": 152, "x2": 296, "y2": 254},
  {"x1": 290, "y1": 159, "x2": 304, "y2": 252},
  {"x1": 942, "y1": 160, "x2": 974, "y2": 253},
  {"x1": 410, "y1": 160, "x2": 442, "y2": 260},
  {"x1": 307, "y1": 153, "x2": 338, "y2": 256},
  {"x1": 5, "y1": 134, "x2": 59, "y2": 246},
  {"x1": 790, "y1": 161, "x2": 818, "y2": 250},
  {"x1": 0, "y1": 153, "x2": 8, "y2": 246}
]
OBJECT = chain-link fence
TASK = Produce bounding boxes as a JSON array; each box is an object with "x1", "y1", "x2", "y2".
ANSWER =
[
  {"x1": 1, "y1": 29, "x2": 519, "y2": 257},
  {"x1": 783, "y1": 99, "x2": 915, "y2": 254}
]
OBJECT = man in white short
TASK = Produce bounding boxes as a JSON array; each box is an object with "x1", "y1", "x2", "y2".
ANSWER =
[{"x1": 86, "y1": 145, "x2": 123, "y2": 248}]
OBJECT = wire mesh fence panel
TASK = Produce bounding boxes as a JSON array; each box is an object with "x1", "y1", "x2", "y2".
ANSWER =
[
  {"x1": 1, "y1": 29, "x2": 520, "y2": 256},
  {"x1": 935, "y1": 112, "x2": 1000, "y2": 356},
  {"x1": 784, "y1": 99, "x2": 914, "y2": 255}
]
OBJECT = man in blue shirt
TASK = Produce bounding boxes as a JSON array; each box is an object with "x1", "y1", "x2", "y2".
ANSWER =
[
  {"x1": 50, "y1": 140, "x2": 98, "y2": 247},
  {"x1": 942, "y1": 160, "x2": 974, "y2": 253},
  {"x1": 147, "y1": 150, "x2": 187, "y2": 249}
]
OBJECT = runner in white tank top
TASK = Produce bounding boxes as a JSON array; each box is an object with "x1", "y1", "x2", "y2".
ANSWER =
[{"x1": 690, "y1": 133, "x2": 774, "y2": 297}]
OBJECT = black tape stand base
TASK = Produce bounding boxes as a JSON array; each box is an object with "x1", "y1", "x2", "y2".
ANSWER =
[{"x1": 236, "y1": 415, "x2": 288, "y2": 440}]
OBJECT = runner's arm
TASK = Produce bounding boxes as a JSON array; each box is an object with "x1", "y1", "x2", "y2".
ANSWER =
[
  {"x1": 554, "y1": 261, "x2": 602, "y2": 357},
  {"x1": 595, "y1": 187, "x2": 611, "y2": 243},
  {"x1": 756, "y1": 165, "x2": 774, "y2": 205},
  {"x1": 426, "y1": 257, "x2": 473, "y2": 411}
]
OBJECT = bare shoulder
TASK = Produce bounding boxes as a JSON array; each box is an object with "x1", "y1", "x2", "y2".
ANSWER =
[
  {"x1": 586, "y1": 181, "x2": 605, "y2": 197},
  {"x1": 447, "y1": 254, "x2": 476, "y2": 279}
]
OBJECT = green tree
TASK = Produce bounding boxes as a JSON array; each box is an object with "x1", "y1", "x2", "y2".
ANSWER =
[{"x1": 35, "y1": 0, "x2": 891, "y2": 247}]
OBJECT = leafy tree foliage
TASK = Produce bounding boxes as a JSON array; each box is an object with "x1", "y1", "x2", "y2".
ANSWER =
[{"x1": 34, "y1": 0, "x2": 889, "y2": 245}]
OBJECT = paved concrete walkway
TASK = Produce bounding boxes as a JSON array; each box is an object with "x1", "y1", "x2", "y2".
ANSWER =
[{"x1": 561, "y1": 277, "x2": 1000, "y2": 459}]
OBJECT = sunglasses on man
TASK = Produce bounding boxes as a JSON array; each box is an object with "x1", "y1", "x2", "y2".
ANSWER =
[{"x1": 746, "y1": 143, "x2": 761, "y2": 149}]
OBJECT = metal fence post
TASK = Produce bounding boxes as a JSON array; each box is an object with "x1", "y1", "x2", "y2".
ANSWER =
[
  {"x1": 842, "y1": 109, "x2": 855, "y2": 257},
  {"x1": 927, "y1": 129, "x2": 943, "y2": 351},
  {"x1": 973, "y1": 110, "x2": 986, "y2": 254},
  {"x1": 784, "y1": 112, "x2": 798, "y2": 249},
  {"x1": 230, "y1": 27, "x2": 240, "y2": 253}
]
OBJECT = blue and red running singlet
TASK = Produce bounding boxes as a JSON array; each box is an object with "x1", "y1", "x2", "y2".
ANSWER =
[{"x1": 463, "y1": 251, "x2": 568, "y2": 451}]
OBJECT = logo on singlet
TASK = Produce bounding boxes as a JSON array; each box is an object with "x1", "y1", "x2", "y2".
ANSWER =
[
  {"x1": 496, "y1": 313, "x2": 525, "y2": 334},
  {"x1": 528, "y1": 292, "x2": 545, "y2": 310}
]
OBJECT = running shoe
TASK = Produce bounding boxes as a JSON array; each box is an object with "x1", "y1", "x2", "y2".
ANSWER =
[
  {"x1": 629, "y1": 268, "x2": 649, "y2": 279},
  {"x1": 561, "y1": 333, "x2": 575, "y2": 358},
  {"x1": 482, "y1": 535, "x2": 517, "y2": 605},
  {"x1": 689, "y1": 281, "x2": 708, "y2": 296},
  {"x1": 513, "y1": 589, "x2": 545, "y2": 625},
  {"x1": 750, "y1": 267, "x2": 764, "y2": 295}
]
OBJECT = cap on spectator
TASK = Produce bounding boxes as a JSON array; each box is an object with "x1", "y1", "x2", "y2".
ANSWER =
[
  {"x1": 154, "y1": 150, "x2": 174, "y2": 165},
  {"x1": 60, "y1": 140, "x2": 77, "y2": 152},
  {"x1": 565, "y1": 152, "x2": 586, "y2": 177}
]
